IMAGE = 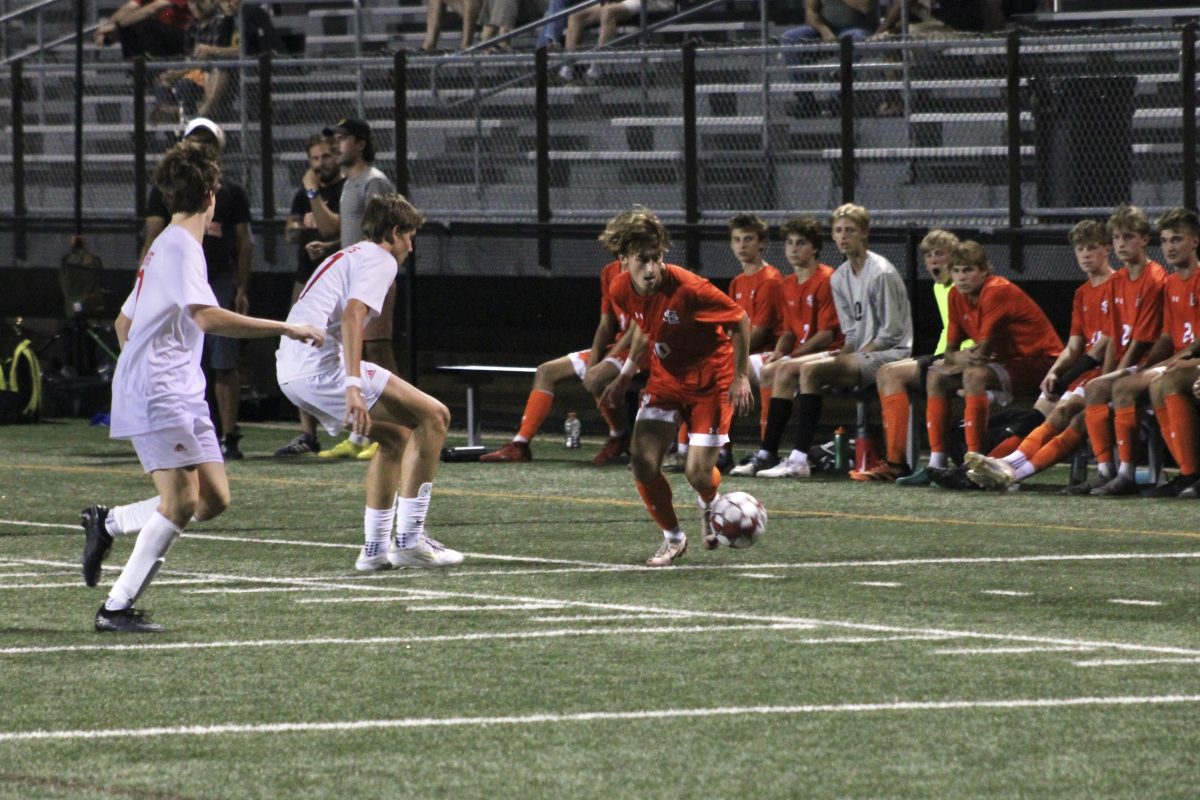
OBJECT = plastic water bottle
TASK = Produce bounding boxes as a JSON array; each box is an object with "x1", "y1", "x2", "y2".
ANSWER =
[
  {"x1": 833, "y1": 426, "x2": 848, "y2": 471},
  {"x1": 564, "y1": 412, "x2": 581, "y2": 449}
]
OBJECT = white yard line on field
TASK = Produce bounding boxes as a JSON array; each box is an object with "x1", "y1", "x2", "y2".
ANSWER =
[
  {"x1": 3, "y1": 695, "x2": 1198, "y2": 743},
  {"x1": 1075, "y1": 657, "x2": 1200, "y2": 667},
  {"x1": 982, "y1": 590, "x2": 1032, "y2": 597},
  {"x1": 856, "y1": 581, "x2": 903, "y2": 587},
  {"x1": 933, "y1": 646, "x2": 1099, "y2": 656},
  {"x1": 1108, "y1": 599, "x2": 1163, "y2": 607}
]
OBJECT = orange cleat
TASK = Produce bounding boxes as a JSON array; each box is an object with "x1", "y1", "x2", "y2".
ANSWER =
[
  {"x1": 479, "y1": 441, "x2": 532, "y2": 463},
  {"x1": 592, "y1": 434, "x2": 630, "y2": 466}
]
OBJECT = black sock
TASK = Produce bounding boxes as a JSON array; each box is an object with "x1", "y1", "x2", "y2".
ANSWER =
[
  {"x1": 792, "y1": 393, "x2": 823, "y2": 453},
  {"x1": 761, "y1": 397, "x2": 795, "y2": 456}
]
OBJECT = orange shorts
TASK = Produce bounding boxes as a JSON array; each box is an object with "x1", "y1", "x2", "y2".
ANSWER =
[
  {"x1": 1066, "y1": 365, "x2": 1103, "y2": 395},
  {"x1": 636, "y1": 383, "x2": 732, "y2": 447}
]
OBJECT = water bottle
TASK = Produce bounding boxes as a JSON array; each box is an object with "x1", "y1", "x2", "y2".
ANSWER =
[
  {"x1": 833, "y1": 426, "x2": 848, "y2": 471},
  {"x1": 564, "y1": 412, "x2": 581, "y2": 449}
]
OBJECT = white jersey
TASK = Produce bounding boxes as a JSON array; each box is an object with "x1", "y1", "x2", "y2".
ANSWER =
[
  {"x1": 110, "y1": 224, "x2": 218, "y2": 439},
  {"x1": 830, "y1": 250, "x2": 913, "y2": 354},
  {"x1": 276, "y1": 240, "x2": 397, "y2": 383}
]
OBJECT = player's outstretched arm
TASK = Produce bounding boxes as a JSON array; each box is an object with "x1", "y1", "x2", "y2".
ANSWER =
[
  {"x1": 191, "y1": 306, "x2": 325, "y2": 346},
  {"x1": 728, "y1": 312, "x2": 753, "y2": 415}
]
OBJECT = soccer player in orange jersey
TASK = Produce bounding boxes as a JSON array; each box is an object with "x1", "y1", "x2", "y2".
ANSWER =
[
  {"x1": 732, "y1": 214, "x2": 843, "y2": 475},
  {"x1": 481, "y1": 210, "x2": 638, "y2": 466},
  {"x1": 600, "y1": 209, "x2": 752, "y2": 567},
  {"x1": 1090, "y1": 208, "x2": 1200, "y2": 496},
  {"x1": 1063, "y1": 204, "x2": 1168, "y2": 494},
  {"x1": 966, "y1": 221, "x2": 1115, "y2": 489},
  {"x1": 923, "y1": 241, "x2": 1063, "y2": 479}
]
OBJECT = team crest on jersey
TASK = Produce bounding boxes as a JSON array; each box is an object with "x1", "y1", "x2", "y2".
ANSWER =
[
  {"x1": 1100, "y1": 299, "x2": 1109, "y2": 314},
  {"x1": 365, "y1": 368, "x2": 376, "y2": 379},
  {"x1": 806, "y1": 294, "x2": 814, "y2": 307},
  {"x1": 654, "y1": 342, "x2": 672, "y2": 359},
  {"x1": 174, "y1": 443, "x2": 187, "y2": 452},
  {"x1": 662, "y1": 309, "x2": 680, "y2": 325}
]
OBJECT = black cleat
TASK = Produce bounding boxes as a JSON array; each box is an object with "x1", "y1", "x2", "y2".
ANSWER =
[
  {"x1": 221, "y1": 427, "x2": 244, "y2": 461},
  {"x1": 716, "y1": 443, "x2": 735, "y2": 474},
  {"x1": 80, "y1": 505, "x2": 113, "y2": 588},
  {"x1": 928, "y1": 465, "x2": 979, "y2": 491},
  {"x1": 94, "y1": 605, "x2": 165, "y2": 633},
  {"x1": 1144, "y1": 472, "x2": 1200, "y2": 498}
]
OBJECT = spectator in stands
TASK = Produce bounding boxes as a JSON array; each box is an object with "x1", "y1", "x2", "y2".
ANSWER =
[
  {"x1": 422, "y1": 0, "x2": 481, "y2": 51},
  {"x1": 275, "y1": 133, "x2": 346, "y2": 457},
  {"x1": 154, "y1": 0, "x2": 239, "y2": 121},
  {"x1": 536, "y1": 0, "x2": 569, "y2": 49},
  {"x1": 310, "y1": 117, "x2": 398, "y2": 461},
  {"x1": 873, "y1": 0, "x2": 1005, "y2": 38},
  {"x1": 140, "y1": 117, "x2": 254, "y2": 460},
  {"x1": 239, "y1": 0, "x2": 284, "y2": 54},
  {"x1": 95, "y1": 0, "x2": 193, "y2": 58},
  {"x1": 478, "y1": 0, "x2": 549, "y2": 47},
  {"x1": 781, "y1": 0, "x2": 879, "y2": 54},
  {"x1": 744, "y1": 204, "x2": 913, "y2": 480},
  {"x1": 558, "y1": 0, "x2": 675, "y2": 82}
]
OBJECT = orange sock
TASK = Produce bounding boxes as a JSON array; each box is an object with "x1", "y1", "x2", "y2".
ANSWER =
[
  {"x1": 987, "y1": 434, "x2": 1021, "y2": 459},
  {"x1": 1113, "y1": 406, "x2": 1139, "y2": 465},
  {"x1": 881, "y1": 392, "x2": 910, "y2": 464},
  {"x1": 598, "y1": 401, "x2": 623, "y2": 437},
  {"x1": 964, "y1": 395, "x2": 989, "y2": 454},
  {"x1": 925, "y1": 395, "x2": 947, "y2": 456},
  {"x1": 759, "y1": 387, "x2": 773, "y2": 439},
  {"x1": 1016, "y1": 422, "x2": 1060, "y2": 459},
  {"x1": 677, "y1": 424, "x2": 689, "y2": 447},
  {"x1": 1030, "y1": 427, "x2": 1083, "y2": 472},
  {"x1": 636, "y1": 473, "x2": 678, "y2": 531},
  {"x1": 1164, "y1": 395, "x2": 1200, "y2": 474},
  {"x1": 1085, "y1": 404, "x2": 1114, "y2": 466},
  {"x1": 1154, "y1": 404, "x2": 1181, "y2": 467},
  {"x1": 516, "y1": 389, "x2": 554, "y2": 442},
  {"x1": 700, "y1": 466, "x2": 722, "y2": 505}
]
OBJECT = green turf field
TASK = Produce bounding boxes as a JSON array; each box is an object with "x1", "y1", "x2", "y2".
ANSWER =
[{"x1": 2, "y1": 419, "x2": 1199, "y2": 799}]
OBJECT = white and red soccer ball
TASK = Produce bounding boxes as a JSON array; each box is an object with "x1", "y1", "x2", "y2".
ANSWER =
[{"x1": 708, "y1": 491, "x2": 767, "y2": 549}]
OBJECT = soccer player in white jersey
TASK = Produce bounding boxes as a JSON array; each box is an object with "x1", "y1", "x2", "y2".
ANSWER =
[
  {"x1": 276, "y1": 193, "x2": 463, "y2": 571},
  {"x1": 80, "y1": 141, "x2": 325, "y2": 633}
]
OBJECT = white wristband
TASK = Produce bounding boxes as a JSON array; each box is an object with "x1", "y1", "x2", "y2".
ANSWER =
[
  {"x1": 343, "y1": 376, "x2": 363, "y2": 390},
  {"x1": 619, "y1": 359, "x2": 639, "y2": 378}
]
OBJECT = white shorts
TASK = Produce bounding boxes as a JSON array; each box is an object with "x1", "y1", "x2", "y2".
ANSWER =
[
  {"x1": 618, "y1": 0, "x2": 673, "y2": 14},
  {"x1": 131, "y1": 416, "x2": 223, "y2": 473},
  {"x1": 279, "y1": 361, "x2": 392, "y2": 436},
  {"x1": 567, "y1": 349, "x2": 625, "y2": 381},
  {"x1": 749, "y1": 352, "x2": 766, "y2": 381},
  {"x1": 851, "y1": 347, "x2": 911, "y2": 388}
]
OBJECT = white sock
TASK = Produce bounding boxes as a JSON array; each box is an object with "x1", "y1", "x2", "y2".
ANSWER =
[
  {"x1": 107, "y1": 496, "x2": 160, "y2": 536},
  {"x1": 664, "y1": 528, "x2": 684, "y2": 544},
  {"x1": 363, "y1": 506, "x2": 394, "y2": 558},
  {"x1": 609, "y1": 429, "x2": 621, "y2": 438},
  {"x1": 787, "y1": 449, "x2": 808, "y2": 465},
  {"x1": 1001, "y1": 451, "x2": 1027, "y2": 469},
  {"x1": 349, "y1": 432, "x2": 370, "y2": 447},
  {"x1": 928, "y1": 452, "x2": 948, "y2": 469},
  {"x1": 755, "y1": 448, "x2": 772, "y2": 460},
  {"x1": 395, "y1": 483, "x2": 432, "y2": 549},
  {"x1": 513, "y1": 434, "x2": 530, "y2": 444},
  {"x1": 105, "y1": 512, "x2": 181, "y2": 610},
  {"x1": 1117, "y1": 461, "x2": 1135, "y2": 479},
  {"x1": 1098, "y1": 461, "x2": 1115, "y2": 480},
  {"x1": 1012, "y1": 461, "x2": 1036, "y2": 481},
  {"x1": 677, "y1": 443, "x2": 689, "y2": 456}
]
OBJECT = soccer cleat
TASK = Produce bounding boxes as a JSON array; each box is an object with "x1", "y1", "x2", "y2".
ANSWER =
[
  {"x1": 592, "y1": 434, "x2": 630, "y2": 466},
  {"x1": 274, "y1": 432, "x2": 320, "y2": 457},
  {"x1": 928, "y1": 465, "x2": 978, "y2": 490},
  {"x1": 1090, "y1": 474, "x2": 1139, "y2": 496},
  {"x1": 1144, "y1": 472, "x2": 1200, "y2": 498},
  {"x1": 479, "y1": 440, "x2": 532, "y2": 463},
  {"x1": 356, "y1": 441, "x2": 380, "y2": 461},
  {"x1": 94, "y1": 605, "x2": 164, "y2": 633},
  {"x1": 895, "y1": 467, "x2": 932, "y2": 486},
  {"x1": 849, "y1": 460, "x2": 911, "y2": 482},
  {"x1": 755, "y1": 458, "x2": 811, "y2": 479},
  {"x1": 318, "y1": 438, "x2": 365, "y2": 459},
  {"x1": 355, "y1": 541, "x2": 393, "y2": 572},
  {"x1": 964, "y1": 452, "x2": 1016, "y2": 490},
  {"x1": 220, "y1": 428, "x2": 244, "y2": 461},
  {"x1": 646, "y1": 534, "x2": 688, "y2": 567},
  {"x1": 730, "y1": 453, "x2": 778, "y2": 477},
  {"x1": 1061, "y1": 474, "x2": 1112, "y2": 495},
  {"x1": 387, "y1": 535, "x2": 464, "y2": 568},
  {"x1": 80, "y1": 505, "x2": 113, "y2": 588}
]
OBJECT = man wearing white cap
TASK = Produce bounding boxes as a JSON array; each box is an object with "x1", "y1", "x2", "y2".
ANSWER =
[{"x1": 140, "y1": 117, "x2": 254, "y2": 460}]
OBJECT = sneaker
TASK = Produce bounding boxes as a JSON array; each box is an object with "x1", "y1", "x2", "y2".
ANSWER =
[
  {"x1": 895, "y1": 467, "x2": 932, "y2": 487},
  {"x1": 1062, "y1": 474, "x2": 1112, "y2": 495},
  {"x1": 387, "y1": 535, "x2": 464, "y2": 568},
  {"x1": 479, "y1": 441, "x2": 532, "y2": 463},
  {"x1": 716, "y1": 443, "x2": 734, "y2": 474},
  {"x1": 756, "y1": 458, "x2": 811, "y2": 479},
  {"x1": 1090, "y1": 474, "x2": 1139, "y2": 496},
  {"x1": 318, "y1": 438, "x2": 364, "y2": 459},
  {"x1": 928, "y1": 465, "x2": 978, "y2": 490},
  {"x1": 646, "y1": 534, "x2": 688, "y2": 567},
  {"x1": 355, "y1": 541, "x2": 392, "y2": 572},
  {"x1": 730, "y1": 453, "x2": 778, "y2": 477},
  {"x1": 221, "y1": 428, "x2": 243, "y2": 461},
  {"x1": 849, "y1": 460, "x2": 911, "y2": 482},
  {"x1": 1144, "y1": 472, "x2": 1200, "y2": 498},
  {"x1": 964, "y1": 452, "x2": 1016, "y2": 490},
  {"x1": 80, "y1": 505, "x2": 113, "y2": 588},
  {"x1": 94, "y1": 605, "x2": 164, "y2": 633},
  {"x1": 662, "y1": 449, "x2": 686, "y2": 473},
  {"x1": 592, "y1": 434, "x2": 630, "y2": 466},
  {"x1": 274, "y1": 432, "x2": 320, "y2": 457},
  {"x1": 356, "y1": 441, "x2": 380, "y2": 461}
]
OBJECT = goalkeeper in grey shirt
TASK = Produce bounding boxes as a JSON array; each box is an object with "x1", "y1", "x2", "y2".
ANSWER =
[{"x1": 747, "y1": 203, "x2": 913, "y2": 479}]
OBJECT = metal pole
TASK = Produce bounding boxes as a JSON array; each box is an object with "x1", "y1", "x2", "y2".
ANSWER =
[
  {"x1": 12, "y1": 59, "x2": 25, "y2": 261},
  {"x1": 258, "y1": 52, "x2": 275, "y2": 264},
  {"x1": 1006, "y1": 29, "x2": 1023, "y2": 272},
  {"x1": 73, "y1": 0, "x2": 83, "y2": 235},
  {"x1": 133, "y1": 57, "x2": 145, "y2": 224},
  {"x1": 683, "y1": 41, "x2": 699, "y2": 269},
  {"x1": 536, "y1": 46, "x2": 551, "y2": 271},
  {"x1": 1183, "y1": 23, "x2": 1196, "y2": 211},
  {"x1": 392, "y1": 50, "x2": 417, "y2": 385},
  {"x1": 839, "y1": 34, "x2": 854, "y2": 203}
]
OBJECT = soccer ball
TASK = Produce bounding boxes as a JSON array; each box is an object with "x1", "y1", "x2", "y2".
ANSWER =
[{"x1": 708, "y1": 491, "x2": 767, "y2": 549}]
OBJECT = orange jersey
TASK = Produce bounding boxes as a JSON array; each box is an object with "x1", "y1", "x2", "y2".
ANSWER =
[
  {"x1": 729, "y1": 263, "x2": 784, "y2": 341},
  {"x1": 1160, "y1": 268, "x2": 1200, "y2": 352},
  {"x1": 1106, "y1": 260, "x2": 1166, "y2": 364},
  {"x1": 772, "y1": 264, "x2": 844, "y2": 353},
  {"x1": 1070, "y1": 276, "x2": 1112, "y2": 350},
  {"x1": 610, "y1": 264, "x2": 746, "y2": 395},
  {"x1": 598, "y1": 260, "x2": 629, "y2": 333},
  {"x1": 948, "y1": 275, "x2": 1063, "y2": 361}
]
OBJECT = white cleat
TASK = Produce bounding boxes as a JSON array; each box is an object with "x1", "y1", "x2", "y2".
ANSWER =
[
  {"x1": 755, "y1": 458, "x2": 811, "y2": 479},
  {"x1": 355, "y1": 542, "x2": 393, "y2": 572},
  {"x1": 964, "y1": 452, "x2": 1016, "y2": 490},
  {"x1": 387, "y1": 535, "x2": 464, "y2": 568}
]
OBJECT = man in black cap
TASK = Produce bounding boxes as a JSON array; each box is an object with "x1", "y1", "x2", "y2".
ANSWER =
[{"x1": 307, "y1": 117, "x2": 399, "y2": 460}]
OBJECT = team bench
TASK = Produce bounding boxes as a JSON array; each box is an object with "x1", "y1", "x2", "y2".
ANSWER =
[{"x1": 437, "y1": 364, "x2": 536, "y2": 447}]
